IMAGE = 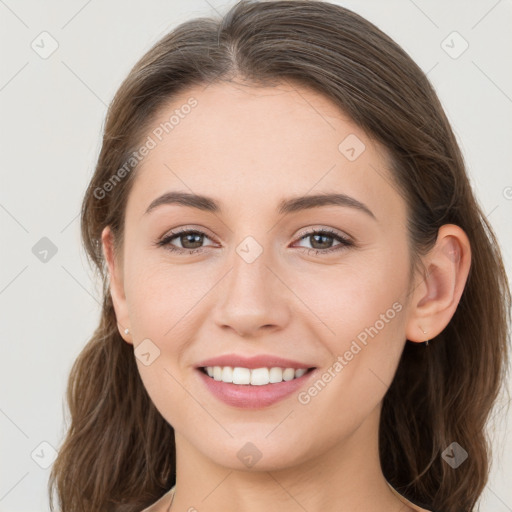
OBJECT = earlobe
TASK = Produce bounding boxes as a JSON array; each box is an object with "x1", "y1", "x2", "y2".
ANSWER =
[
  {"x1": 405, "y1": 224, "x2": 471, "y2": 343},
  {"x1": 101, "y1": 226, "x2": 133, "y2": 345}
]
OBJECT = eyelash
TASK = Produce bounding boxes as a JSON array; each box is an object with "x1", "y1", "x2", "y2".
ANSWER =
[{"x1": 155, "y1": 227, "x2": 354, "y2": 256}]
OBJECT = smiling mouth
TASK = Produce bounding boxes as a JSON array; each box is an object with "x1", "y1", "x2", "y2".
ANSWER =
[{"x1": 200, "y1": 366, "x2": 316, "y2": 385}]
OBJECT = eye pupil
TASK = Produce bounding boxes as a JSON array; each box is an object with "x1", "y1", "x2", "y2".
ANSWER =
[
  {"x1": 311, "y1": 233, "x2": 333, "y2": 249},
  {"x1": 182, "y1": 233, "x2": 203, "y2": 249}
]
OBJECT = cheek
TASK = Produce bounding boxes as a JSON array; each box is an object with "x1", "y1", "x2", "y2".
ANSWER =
[
  {"x1": 122, "y1": 254, "x2": 209, "y2": 426},
  {"x1": 300, "y1": 249, "x2": 409, "y2": 425},
  {"x1": 288, "y1": 244, "x2": 409, "y2": 391},
  {"x1": 124, "y1": 251, "x2": 207, "y2": 338},
  {"x1": 296, "y1": 246, "x2": 409, "y2": 349}
]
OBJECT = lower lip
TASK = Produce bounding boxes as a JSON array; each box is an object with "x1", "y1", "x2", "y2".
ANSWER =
[{"x1": 197, "y1": 368, "x2": 316, "y2": 409}]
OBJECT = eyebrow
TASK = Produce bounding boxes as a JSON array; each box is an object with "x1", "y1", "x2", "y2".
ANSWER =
[{"x1": 144, "y1": 191, "x2": 376, "y2": 220}]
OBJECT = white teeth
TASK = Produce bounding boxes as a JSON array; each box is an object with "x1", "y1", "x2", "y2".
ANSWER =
[
  {"x1": 203, "y1": 366, "x2": 310, "y2": 385},
  {"x1": 282, "y1": 368, "x2": 295, "y2": 381},
  {"x1": 269, "y1": 367, "x2": 283, "y2": 383},
  {"x1": 232, "y1": 367, "x2": 251, "y2": 385},
  {"x1": 213, "y1": 366, "x2": 222, "y2": 381},
  {"x1": 250, "y1": 368, "x2": 269, "y2": 386},
  {"x1": 221, "y1": 366, "x2": 233, "y2": 383}
]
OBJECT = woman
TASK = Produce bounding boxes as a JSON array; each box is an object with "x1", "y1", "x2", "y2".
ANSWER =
[{"x1": 48, "y1": 1, "x2": 511, "y2": 511}]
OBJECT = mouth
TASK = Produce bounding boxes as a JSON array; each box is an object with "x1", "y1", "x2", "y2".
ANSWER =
[
  {"x1": 199, "y1": 365, "x2": 316, "y2": 385},
  {"x1": 196, "y1": 365, "x2": 318, "y2": 409}
]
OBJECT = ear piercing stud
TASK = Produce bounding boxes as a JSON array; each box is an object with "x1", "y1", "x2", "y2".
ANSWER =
[
  {"x1": 124, "y1": 328, "x2": 130, "y2": 335},
  {"x1": 421, "y1": 328, "x2": 429, "y2": 347}
]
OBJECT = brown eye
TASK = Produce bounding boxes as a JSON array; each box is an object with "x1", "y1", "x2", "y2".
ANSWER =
[
  {"x1": 175, "y1": 232, "x2": 204, "y2": 249},
  {"x1": 294, "y1": 229, "x2": 354, "y2": 255},
  {"x1": 156, "y1": 229, "x2": 216, "y2": 255}
]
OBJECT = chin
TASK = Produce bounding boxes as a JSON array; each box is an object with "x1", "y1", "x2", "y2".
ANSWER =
[{"x1": 188, "y1": 431, "x2": 315, "y2": 472}]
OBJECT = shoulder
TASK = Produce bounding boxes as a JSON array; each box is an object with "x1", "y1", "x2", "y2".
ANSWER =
[
  {"x1": 140, "y1": 487, "x2": 175, "y2": 512},
  {"x1": 387, "y1": 483, "x2": 436, "y2": 512}
]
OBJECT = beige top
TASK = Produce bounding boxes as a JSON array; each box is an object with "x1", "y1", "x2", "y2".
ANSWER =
[
  {"x1": 141, "y1": 483, "x2": 433, "y2": 512},
  {"x1": 387, "y1": 483, "x2": 434, "y2": 512},
  {"x1": 140, "y1": 485, "x2": 175, "y2": 512}
]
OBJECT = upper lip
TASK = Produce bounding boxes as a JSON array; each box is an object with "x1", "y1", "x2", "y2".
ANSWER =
[{"x1": 196, "y1": 354, "x2": 316, "y2": 370}]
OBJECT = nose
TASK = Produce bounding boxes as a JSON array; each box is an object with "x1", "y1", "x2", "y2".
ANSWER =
[{"x1": 212, "y1": 247, "x2": 291, "y2": 338}]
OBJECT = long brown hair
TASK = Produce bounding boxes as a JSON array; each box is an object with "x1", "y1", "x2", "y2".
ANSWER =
[{"x1": 49, "y1": 1, "x2": 511, "y2": 511}]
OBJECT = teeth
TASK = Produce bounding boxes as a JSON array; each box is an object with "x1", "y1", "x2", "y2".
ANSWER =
[
  {"x1": 232, "y1": 367, "x2": 251, "y2": 385},
  {"x1": 250, "y1": 367, "x2": 268, "y2": 385},
  {"x1": 203, "y1": 366, "x2": 310, "y2": 385},
  {"x1": 222, "y1": 366, "x2": 233, "y2": 382},
  {"x1": 269, "y1": 367, "x2": 283, "y2": 383}
]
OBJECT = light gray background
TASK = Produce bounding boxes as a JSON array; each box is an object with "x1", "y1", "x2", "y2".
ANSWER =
[{"x1": 1, "y1": 1, "x2": 511, "y2": 511}]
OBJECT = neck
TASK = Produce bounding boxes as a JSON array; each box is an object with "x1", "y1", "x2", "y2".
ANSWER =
[{"x1": 170, "y1": 405, "x2": 414, "y2": 512}]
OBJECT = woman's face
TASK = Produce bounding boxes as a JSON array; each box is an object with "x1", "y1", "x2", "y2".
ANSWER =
[{"x1": 106, "y1": 80, "x2": 419, "y2": 470}]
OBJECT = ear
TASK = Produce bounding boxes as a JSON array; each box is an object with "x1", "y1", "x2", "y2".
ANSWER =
[
  {"x1": 405, "y1": 224, "x2": 471, "y2": 343},
  {"x1": 101, "y1": 226, "x2": 133, "y2": 345}
]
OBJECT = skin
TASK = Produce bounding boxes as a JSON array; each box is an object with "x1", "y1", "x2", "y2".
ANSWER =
[{"x1": 102, "y1": 80, "x2": 471, "y2": 512}]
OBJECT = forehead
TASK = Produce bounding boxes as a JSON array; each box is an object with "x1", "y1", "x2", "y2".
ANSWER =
[{"x1": 128, "y1": 80, "x2": 405, "y2": 223}]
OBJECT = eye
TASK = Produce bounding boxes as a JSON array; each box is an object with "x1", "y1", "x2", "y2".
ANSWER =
[
  {"x1": 155, "y1": 228, "x2": 217, "y2": 255},
  {"x1": 292, "y1": 228, "x2": 354, "y2": 255}
]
